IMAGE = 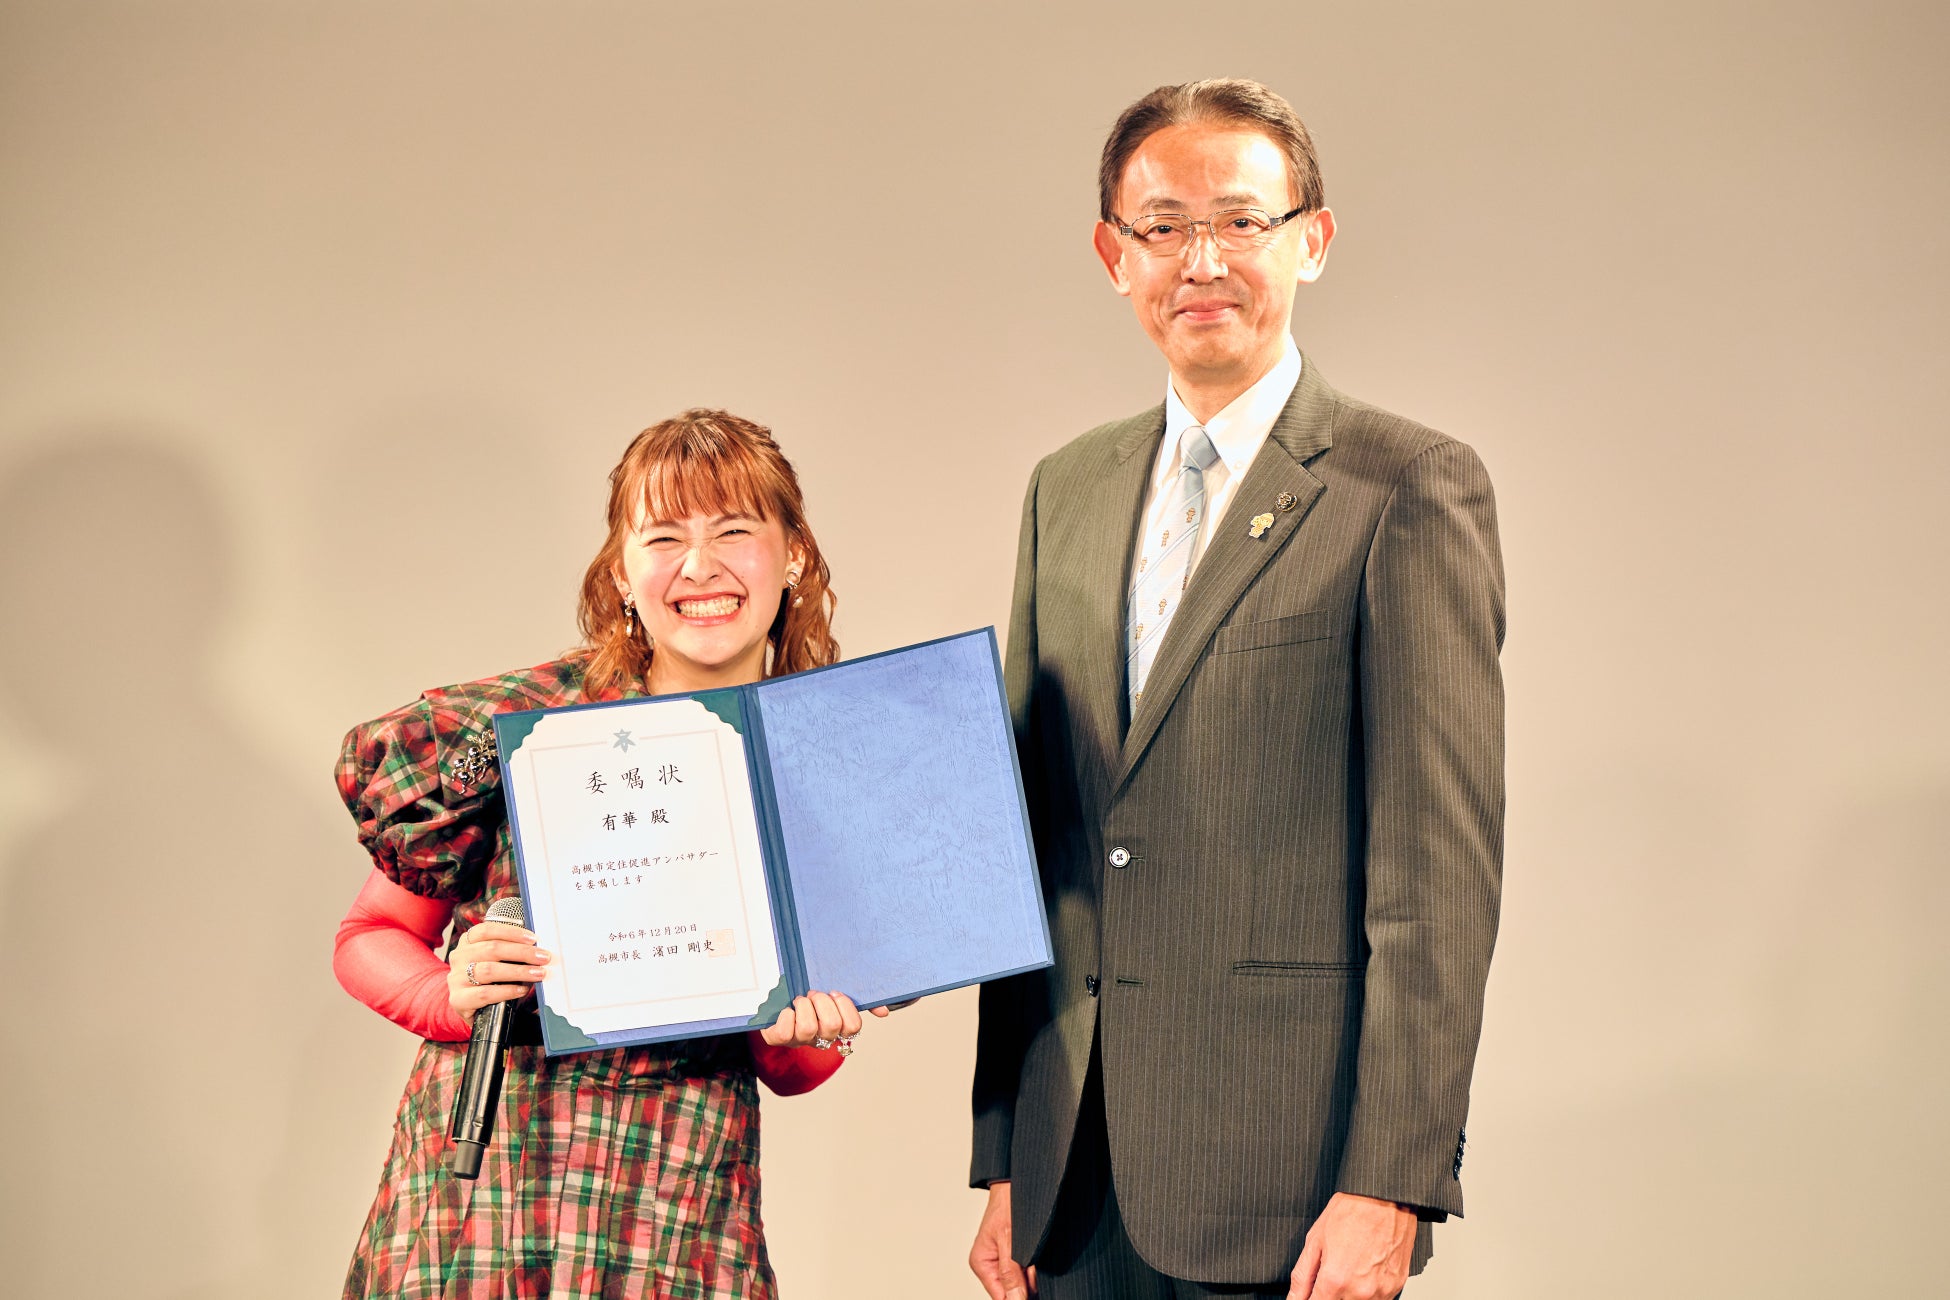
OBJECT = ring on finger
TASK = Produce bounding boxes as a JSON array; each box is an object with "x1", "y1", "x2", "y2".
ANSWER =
[
  {"x1": 836, "y1": 1035, "x2": 856, "y2": 1057},
  {"x1": 813, "y1": 1036, "x2": 834, "y2": 1050},
  {"x1": 465, "y1": 961, "x2": 482, "y2": 987}
]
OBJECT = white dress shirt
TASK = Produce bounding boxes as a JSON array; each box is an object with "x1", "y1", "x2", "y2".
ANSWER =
[{"x1": 1132, "y1": 338, "x2": 1303, "y2": 591}]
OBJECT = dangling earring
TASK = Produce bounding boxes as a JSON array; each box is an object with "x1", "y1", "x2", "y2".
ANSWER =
[
  {"x1": 622, "y1": 592, "x2": 636, "y2": 638},
  {"x1": 785, "y1": 568, "x2": 804, "y2": 608}
]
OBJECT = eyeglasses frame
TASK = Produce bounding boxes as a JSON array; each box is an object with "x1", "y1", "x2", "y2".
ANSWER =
[{"x1": 1110, "y1": 205, "x2": 1311, "y2": 255}]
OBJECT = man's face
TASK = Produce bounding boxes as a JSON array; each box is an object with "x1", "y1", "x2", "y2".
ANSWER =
[{"x1": 1093, "y1": 123, "x2": 1333, "y2": 392}]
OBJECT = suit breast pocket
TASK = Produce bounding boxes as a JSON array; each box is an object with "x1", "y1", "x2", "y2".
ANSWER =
[{"x1": 1210, "y1": 609, "x2": 1342, "y2": 655}]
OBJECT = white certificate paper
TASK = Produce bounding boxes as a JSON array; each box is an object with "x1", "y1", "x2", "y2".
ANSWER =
[{"x1": 500, "y1": 697, "x2": 783, "y2": 1036}]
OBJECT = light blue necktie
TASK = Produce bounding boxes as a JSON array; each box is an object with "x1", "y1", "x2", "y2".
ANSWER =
[{"x1": 1127, "y1": 424, "x2": 1220, "y2": 711}]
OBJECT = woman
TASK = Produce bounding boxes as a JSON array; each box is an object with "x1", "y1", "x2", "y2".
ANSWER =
[{"x1": 331, "y1": 409, "x2": 884, "y2": 1300}]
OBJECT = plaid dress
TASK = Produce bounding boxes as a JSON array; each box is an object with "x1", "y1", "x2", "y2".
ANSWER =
[{"x1": 338, "y1": 654, "x2": 777, "y2": 1300}]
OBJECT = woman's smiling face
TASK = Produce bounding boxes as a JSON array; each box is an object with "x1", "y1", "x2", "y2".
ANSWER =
[{"x1": 617, "y1": 506, "x2": 803, "y2": 694}]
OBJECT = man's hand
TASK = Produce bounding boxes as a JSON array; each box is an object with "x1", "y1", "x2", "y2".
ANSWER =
[
  {"x1": 969, "y1": 1180, "x2": 1035, "y2": 1300},
  {"x1": 1288, "y1": 1192, "x2": 1415, "y2": 1299}
]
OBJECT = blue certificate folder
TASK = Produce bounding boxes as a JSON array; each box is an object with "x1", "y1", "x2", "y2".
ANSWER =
[{"x1": 492, "y1": 628, "x2": 1052, "y2": 1056}]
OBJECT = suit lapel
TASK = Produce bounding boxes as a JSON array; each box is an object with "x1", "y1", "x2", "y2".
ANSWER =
[
  {"x1": 1115, "y1": 356, "x2": 1338, "y2": 791},
  {"x1": 1072, "y1": 407, "x2": 1165, "y2": 774}
]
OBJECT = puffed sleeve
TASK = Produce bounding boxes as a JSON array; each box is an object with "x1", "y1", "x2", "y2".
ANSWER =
[{"x1": 336, "y1": 695, "x2": 501, "y2": 902}]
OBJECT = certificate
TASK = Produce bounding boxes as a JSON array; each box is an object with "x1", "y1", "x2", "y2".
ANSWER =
[{"x1": 492, "y1": 628, "x2": 1051, "y2": 1055}]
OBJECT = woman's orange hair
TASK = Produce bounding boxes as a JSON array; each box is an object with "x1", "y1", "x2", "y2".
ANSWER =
[{"x1": 578, "y1": 409, "x2": 838, "y2": 699}]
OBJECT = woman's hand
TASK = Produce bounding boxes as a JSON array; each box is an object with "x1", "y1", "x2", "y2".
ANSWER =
[
  {"x1": 757, "y1": 991, "x2": 895, "y2": 1049},
  {"x1": 446, "y1": 919, "x2": 550, "y2": 1023}
]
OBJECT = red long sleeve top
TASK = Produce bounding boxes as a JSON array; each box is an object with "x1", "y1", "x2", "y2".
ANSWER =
[{"x1": 332, "y1": 867, "x2": 842, "y2": 1096}]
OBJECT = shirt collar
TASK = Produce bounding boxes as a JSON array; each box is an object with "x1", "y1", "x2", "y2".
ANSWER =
[{"x1": 1161, "y1": 337, "x2": 1303, "y2": 480}]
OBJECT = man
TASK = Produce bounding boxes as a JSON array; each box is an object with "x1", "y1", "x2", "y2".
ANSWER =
[{"x1": 968, "y1": 80, "x2": 1505, "y2": 1300}]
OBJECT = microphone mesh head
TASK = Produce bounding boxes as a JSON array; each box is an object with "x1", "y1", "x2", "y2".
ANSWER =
[{"x1": 484, "y1": 895, "x2": 527, "y2": 926}]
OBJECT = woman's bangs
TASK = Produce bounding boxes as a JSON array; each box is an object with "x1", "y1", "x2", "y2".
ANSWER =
[{"x1": 625, "y1": 435, "x2": 774, "y2": 529}]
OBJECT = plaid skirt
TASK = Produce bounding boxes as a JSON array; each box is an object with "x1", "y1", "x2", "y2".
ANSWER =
[{"x1": 344, "y1": 1038, "x2": 773, "y2": 1300}]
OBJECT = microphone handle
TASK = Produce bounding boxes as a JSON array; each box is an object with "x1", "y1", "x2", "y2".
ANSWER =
[{"x1": 448, "y1": 998, "x2": 513, "y2": 1180}]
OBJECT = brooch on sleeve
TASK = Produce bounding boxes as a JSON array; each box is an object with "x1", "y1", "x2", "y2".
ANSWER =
[{"x1": 452, "y1": 738, "x2": 500, "y2": 791}]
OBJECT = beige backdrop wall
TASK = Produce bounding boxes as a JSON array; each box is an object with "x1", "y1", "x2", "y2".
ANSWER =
[{"x1": 2, "y1": 2, "x2": 1944, "y2": 1297}]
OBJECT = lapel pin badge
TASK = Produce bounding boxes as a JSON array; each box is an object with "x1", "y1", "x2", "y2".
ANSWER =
[
  {"x1": 1277, "y1": 491, "x2": 1298, "y2": 511},
  {"x1": 1248, "y1": 512, "x2": 1274, "y2": 539}
]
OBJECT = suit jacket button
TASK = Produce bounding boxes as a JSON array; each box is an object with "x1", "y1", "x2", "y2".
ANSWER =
[{"x1": 1108, "y1": 847, "x2": 1131, "y2": 869}]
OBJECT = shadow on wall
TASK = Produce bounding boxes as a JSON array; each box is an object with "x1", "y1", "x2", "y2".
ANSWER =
[{"x1": 0, "y1": 435, "x2": 367, "y2": 1299}]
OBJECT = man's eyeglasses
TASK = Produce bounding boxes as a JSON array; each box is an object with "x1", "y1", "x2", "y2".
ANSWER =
[{"x1": 1111, "y1": 206, "x2": 1307, "y2": 256}]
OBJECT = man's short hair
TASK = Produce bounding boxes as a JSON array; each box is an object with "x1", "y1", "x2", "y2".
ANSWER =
[{"x1": 1098, "y1": 78, "x2": 1324, "y2": 222}]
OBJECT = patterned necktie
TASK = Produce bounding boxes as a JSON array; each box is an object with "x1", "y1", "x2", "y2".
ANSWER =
[{"x1": 1127, "y1": 424, "x2": 1221, "y2": 711}]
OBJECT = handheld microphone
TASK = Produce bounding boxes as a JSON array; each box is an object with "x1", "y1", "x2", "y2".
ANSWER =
[{"x1": 448, "y1": 894, "x2": 528, "y2": 1179}]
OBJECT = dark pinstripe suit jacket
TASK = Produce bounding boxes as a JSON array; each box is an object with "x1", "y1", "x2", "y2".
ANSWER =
[{"x1": 970, "y1": 355, "x2": 1505, "y2": 1284}]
